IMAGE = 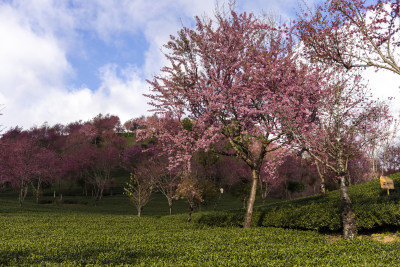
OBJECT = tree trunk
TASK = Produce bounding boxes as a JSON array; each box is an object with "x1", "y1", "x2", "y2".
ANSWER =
[
  {"x1": 340, "y1": 175, "x2": 357, "y2": 239},
  {"x1": 213, "y1": 192, "x2": 221, "y2": 211},
  {"x1": 320, "y1": 183, "x2": 326, "y2": 195},
  {"x1": 258, "y1": 177, "x2": 267, "y2": 205},
  {"x1": 138, "y1": 206, "x2": 142, "y2": 217},
  {"x1": 166, "y1": 196, "x2": 173, "y2": 215},
  {"x1": 94, "y1": 187, "x2": 100, "y2": 206},
  {"x1": 261, "y1": 183, "x2": 268, "y2": 205},
  {"x1": 243, "y1": 169, "x2": 259, "y2": 228},
  {"x1": 35, "y1": 179, "x2": 41, "y2": 204},
  {"x1": 19, "y1": 187, "x2": 23, "y2": 208},
  {"x1": 336, "y1": 137, "x2": 357, "y2": 239},
  {"x1": 99, "y1": 187, "x2": 104, "y2": 200},
  {"x1": 19, "y1": 183, "x2": 28, "y2": 208},
  {"x1": 315, "y1": 161, "x2": 326, "y2": 194},
  {"x1": 36, "y1": 189, "x2": 40, "y2": 204},
  {"x1": 187, "y1": 203, "x2": 194, "y2": 222},
  {"x1": 83, "y1": 182, "x2": 88, "y2": 196}
]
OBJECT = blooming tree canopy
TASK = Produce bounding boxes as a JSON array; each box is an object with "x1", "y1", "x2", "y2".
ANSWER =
[
  {"x1": 286, "y1": 71, "x2": 392, "y2": 239},
  {"x1": 147, "y1": 10, "x2": 329, "y2": 227},
  {"x1": 297, "y1": 0, "x2": 400, "y2": 75}
]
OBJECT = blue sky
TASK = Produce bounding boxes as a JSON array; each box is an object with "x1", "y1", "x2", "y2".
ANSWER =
[{"x1": 0, "y1": 0, "x2": 398, "y2": 129}]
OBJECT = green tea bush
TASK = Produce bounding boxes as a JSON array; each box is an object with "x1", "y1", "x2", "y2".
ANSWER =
[
  {"x1": 198, "y1": 173, "x2": 400, "y2": 232},
  {"x1": 1, "y1": 211, "x2": 400, "y2": 266},
  {"x1": 197, "y1": 211, "x2": 265, "y2": 227}
]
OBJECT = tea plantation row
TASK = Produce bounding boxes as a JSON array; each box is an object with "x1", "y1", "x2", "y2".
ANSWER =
[
  {"x1": 1, "y1": 211, "x2": 400, "y2": 266},
  {"x1": 198, "y1": 173, "x2": 400, "y2": 232},
  {"x1": 2, "y1": 174, "x2": 400, "y2": 265}
]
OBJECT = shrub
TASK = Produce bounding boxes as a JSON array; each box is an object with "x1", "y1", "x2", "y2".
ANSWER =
[
  {"x1": 198, "y1": 173, "x2": 400, "y2": 232},
  {"x1": 197, "y1": 211, "x2": 264, "y2": 227}
]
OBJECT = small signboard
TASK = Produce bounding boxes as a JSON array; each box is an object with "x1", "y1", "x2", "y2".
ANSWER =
[{"x1": 380, "y1": 176, "x2": 394, "y2": 195}]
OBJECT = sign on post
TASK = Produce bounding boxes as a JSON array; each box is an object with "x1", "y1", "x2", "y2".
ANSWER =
[{"x1": 380, "y1": 176, "x2": 394, "y2": 195}]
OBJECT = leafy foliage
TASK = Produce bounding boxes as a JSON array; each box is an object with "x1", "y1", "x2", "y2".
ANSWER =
[{"x1": 124, "y1": 172, "x2": 153, "y2": 216}]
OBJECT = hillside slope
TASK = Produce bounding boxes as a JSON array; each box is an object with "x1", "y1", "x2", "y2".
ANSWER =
[{"x1": 198, "y1": 173, "x2": 400, "y2": 232}]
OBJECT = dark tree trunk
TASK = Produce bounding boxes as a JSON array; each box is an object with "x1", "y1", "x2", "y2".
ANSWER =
[
  {"x1": 94, "y1": 186, "x2": 100, "y2": 206},
  {"x1": 35, "y1": 179, "x2": 41, "y2": 204},
  {"x1": 99, "y1": 187, "x2": 104, "y2": 200},
  {"x1": 19, "y1": 187, "x2": 23, "y2": 208},
  {"x1": 213, "y1": 192, "x2": 222, "y2": 211},
  {"x1": 187, "y1": 203, "x2": 194, "y2": 222},
  {"x1": 83, "y1": 182, "x2": 88, "y2": 196},
  {"x1": 261, "y1": 184, "x2": 268, "y2": 205},
  {"x1": 19, "y1": 183, "x2": 28, "y2": 208},
  {"x1": 336, "y1": 138, "x2": 357, "y2": 239},
  {"x1": 243, "y1": 169, "x2": 259, "y2": 228},
  {"x1": 340, "y1": 175, "x2": 357, "y2": 239}
]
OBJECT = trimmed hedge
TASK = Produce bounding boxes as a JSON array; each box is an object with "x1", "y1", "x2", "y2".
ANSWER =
[
  {"x1": 197, "y1": 173, "x2": 400, "y2": 232},
  {"x1": 197, "y1": 211, "x2": 264, "y2": 227}
]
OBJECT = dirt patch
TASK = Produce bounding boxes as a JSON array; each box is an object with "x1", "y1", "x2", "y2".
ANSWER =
[
  {"x1": 325, "y1": 233, "x2": 400, "y2": 243},
  {"x1": 371, "y1": 233, "x2": 399, "y2": 243},
  {"x1": 325, "y1": 235, "x2": 342, "y2": 242}
]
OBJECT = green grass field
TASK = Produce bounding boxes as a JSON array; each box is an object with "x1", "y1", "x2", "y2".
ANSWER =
[{"x1": 1, "y1": 182, "x2": 400, "y2": 266}]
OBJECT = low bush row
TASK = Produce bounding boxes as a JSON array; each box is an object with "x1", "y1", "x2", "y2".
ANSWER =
[{"x1": 197, "y1": 173, "x2": 400, "y2": 232}]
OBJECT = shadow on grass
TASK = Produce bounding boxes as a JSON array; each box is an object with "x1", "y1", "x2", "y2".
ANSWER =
[{"x1": 0, "y1": 247, "x2": 178, "y2": 266}]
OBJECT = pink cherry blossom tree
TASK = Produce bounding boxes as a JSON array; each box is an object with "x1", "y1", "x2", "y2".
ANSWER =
[
  {"x1": 30, "y1": 147, "x2": 62, "y2": 204},
  {"x1": 62, "y1": 118, "x2": 125, "y2": 204},
  {"x1": 141, "y1": 153, "x2": 181, "y2": 215},
  {"x1": 286, "y1": 71, "x2": 392, "y2": 239},
  {"x1": 259, "y1": 146, "x2": 288, "y2": 203},
  {"x1": 62, "y1": 123, "x2": 97, "y2": 196},
  {"x1": 0, "y1": 135, "x2": 38, "y2": 207},
  {"x1": 381, "y1": 138, "x2": 400, "y2": 173},
  {"x1": 0, "y1": 128, "x2": 62, "y2": 207},
  {"x1": 133, "y1": 115, "x2": 193, "y2": 215},
  {"x1": 174, "y1": 177, "x2": 203, "y2": 222},
  {"x1": 146, "y1": 10, "x2": 328, "y2": 227},
  {"x1": 89, "y1": 143, "x2": 121, "y2": 206},
  {"x1": 297, "y1": 0, "x2": 400, "y2": 75}
]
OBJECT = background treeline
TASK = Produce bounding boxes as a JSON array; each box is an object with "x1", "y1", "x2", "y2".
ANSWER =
[{"x1": 1, "y1": 113, "x2": 399, "y2": 213}]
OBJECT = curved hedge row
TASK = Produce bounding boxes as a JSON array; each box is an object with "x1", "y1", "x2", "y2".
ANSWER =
[{"x1": 197, "y1": 173, "x2": 400, "y2": 232}]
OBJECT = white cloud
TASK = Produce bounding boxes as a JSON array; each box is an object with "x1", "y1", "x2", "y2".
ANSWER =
[
  {"x1": 364, "y1": 68, "x2": 400, "y2": 115},
  {"x1": 22, "y1": 65, "x2": 151, "y2": 127},
  {"x1": 0, "y1": 0, "x2": 217, "y2": 129},
  {"x1": 0, "y1": 4, "x2": 72, "y2": 128},
  {"x1": 238, "y1": 0, "x2": 319, "y2": 21},
  {"x1": 1, "y1": 0, "x2": 398, "y2": 131}
]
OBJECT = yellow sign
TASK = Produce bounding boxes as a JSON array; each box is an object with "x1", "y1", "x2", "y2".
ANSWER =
[
  {"x1": 380, "y1": 176, "x2": 394, "y2": 195},
  {"x1": 380, "y1": 176, "x2": 394, "y2": 189}
]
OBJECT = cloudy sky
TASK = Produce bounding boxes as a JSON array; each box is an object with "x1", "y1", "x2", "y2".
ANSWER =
[{"x1": 0, "y1": 0, "x2": 399, "y2": 130}]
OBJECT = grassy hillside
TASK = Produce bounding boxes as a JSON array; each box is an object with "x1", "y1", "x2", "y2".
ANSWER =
[{"x1": 198, "y1": 173, "x2": 400, "y2": 232}]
